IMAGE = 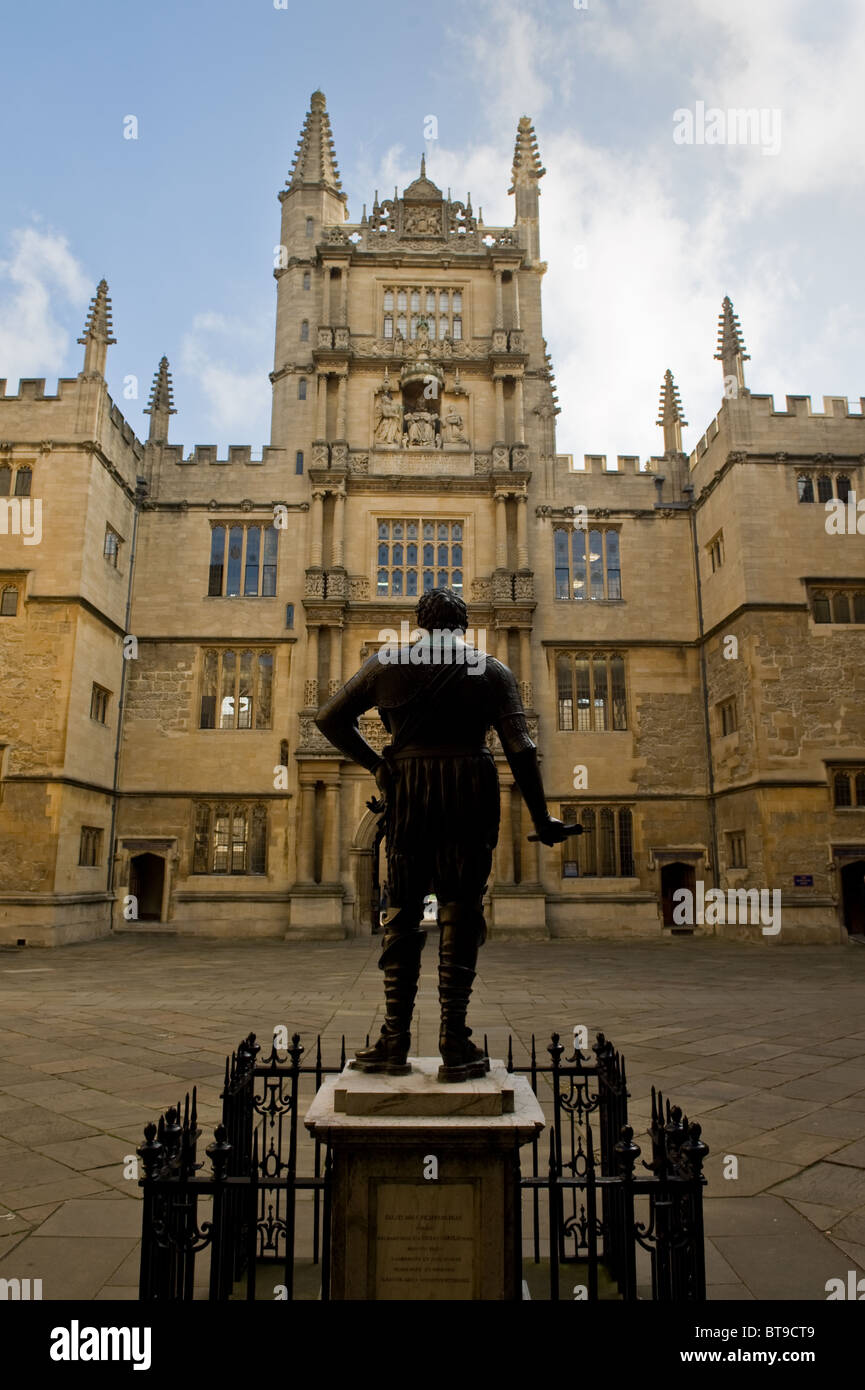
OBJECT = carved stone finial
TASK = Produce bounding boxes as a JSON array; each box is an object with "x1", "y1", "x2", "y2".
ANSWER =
[
  {"x1": 287, "y1": 91, "x2": 345, "y2": 199},
  {"x1": 656, "y1": 368, "x2": 688, "y2": 453}
]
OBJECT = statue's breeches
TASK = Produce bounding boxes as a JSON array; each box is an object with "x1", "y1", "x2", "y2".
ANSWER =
[{"x1": 384, "y1": 750, "x2": 499, "y2": 905}]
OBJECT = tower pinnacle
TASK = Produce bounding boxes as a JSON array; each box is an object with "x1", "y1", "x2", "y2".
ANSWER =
[
  {"x1": 714, "y1": 295, "x2": 750, "y2": 395},
  {"x1": 508, "y1": 116, "x2": 545, "y2": 263},
  {"x1": 77, "y1": 279, "x2": 116, "y2": 378},
  {"x1": 509, "y1": 116, "x2": 546, "y2": 193},
  {"x1": 143, "y1": 356, "x2": 176, "y2": 442},
  {"x1": 287, "y1": 90, "x2": 345, "y2": 201},
  {"x1": 656, "y1": 369, "x2": 688, "y2": 453}
]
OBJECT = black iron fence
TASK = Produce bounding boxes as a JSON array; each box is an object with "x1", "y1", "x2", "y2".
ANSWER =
[{"x1": 138, "y1": 1030, "x2": 708, "y2": 1302}]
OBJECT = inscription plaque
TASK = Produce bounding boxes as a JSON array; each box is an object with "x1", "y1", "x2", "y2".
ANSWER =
[{"x1": 371, "y1": 1179, "x2": 479, "y2": 1300}]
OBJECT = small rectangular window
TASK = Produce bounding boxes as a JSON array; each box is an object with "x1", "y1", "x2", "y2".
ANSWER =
[
  {"x1": 14, "y1": 468, "x2": 32, "y2": 497},
  {"x1": 813, "y1": 595, "x2": 831, "y2": 623},
  {"x1": 79, "y1": 826, "x2": 103, "y2": 867},
  {"x1": 296, "y1": 451, "x2": 304, "y2": 475},
  {"x1": 104, "y1": 527, "x2": 121, "y2": 567},
  {"x1": 727, "y1": 831, "x2": 747, "y2": 868},
  {"x1": 718, "y1": 698, "x2": 737, "y2": 737},
  {"x1": 90, "y1": 684, "x2": 109, "y2": 723},
  {"x1": 0, "y1": 586, "x2": 19, "y2": 617}
]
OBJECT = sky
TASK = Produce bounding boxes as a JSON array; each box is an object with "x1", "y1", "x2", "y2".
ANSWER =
[{"x1": 1, "y1": 0, "x2": 864, "y2": 463}]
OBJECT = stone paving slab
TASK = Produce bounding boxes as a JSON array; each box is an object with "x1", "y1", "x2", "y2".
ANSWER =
[{"x1": 0, "y1": 936, "x2": 863, "y2": 1299}]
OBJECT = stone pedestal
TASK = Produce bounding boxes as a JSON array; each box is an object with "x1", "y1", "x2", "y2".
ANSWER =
[{"x1": 304, "y1": 1058, "x2": 544, "y2": 1300}]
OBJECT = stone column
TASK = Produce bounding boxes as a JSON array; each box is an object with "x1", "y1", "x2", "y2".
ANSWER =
[
  {"x1": 297, "y1": 782, "x2": 316, "y2": 883},
  {"x1": 516, "y1": 493, "x2": 529, "y2": 570},
  {"x1": 305, "y1": 625, "x2": 320, "y2": 708},
  {"x1": 329, "y1": 624, "x2": 343, "y2": 696},
  {"x1": 494, "y1": 376, "x2": 506, "y2": 441},
  {"x1": 332, "y1": 489, "x2": 346, "y2": 567},
  {"x1": 316, "y1": 374, "x2": 328, "y2": 438},
  {"x1": 513, "y1": 376, "x2": 525, "y2": 444},
  {"x1": 519, "y1": 628, "x2": 531, "y2": 694},
  {"x1": 521, "y1": 798, "x2": 541, "y2": 883},
  {"x1": 310, "y1": 490, "x2": 324, "y2": 568},
  {"x1": 512, "y1": 274, "x2": 521, "y2": 330},
  {"x1": 494, "y1": 269, "x2": 504, "y2": 329},
  {"x1": 497, "y1": 627, "x2": 510, "y2": 663},
  {"x1": 495, "y1": 493, "x2": 508, "y2": 570},
  {"x1": 497, "y1": 782, "x2": 514, "y2": 884},
  {"x1": 322, "y1": 267, "x2": 331, "y2": 326},
  {"x1": 322, "y1": 781, "x2": 341, "y2": 884},
  {"x1": 336, "y1": 374, "x2": 348, "y2": 439}
]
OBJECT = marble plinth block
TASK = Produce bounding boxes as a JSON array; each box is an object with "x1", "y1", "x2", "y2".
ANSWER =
[{"x1": 304, "y1": 1058, "x2": 545, "y2": 1301}]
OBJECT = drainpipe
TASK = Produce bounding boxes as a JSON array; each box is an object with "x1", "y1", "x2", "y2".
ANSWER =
[
  {"x1": 685, "y1": 482, "x2": 720, "y2": 891},
  {"x1": 106, "y1": 476, "x2": 147, "y2": 923}
]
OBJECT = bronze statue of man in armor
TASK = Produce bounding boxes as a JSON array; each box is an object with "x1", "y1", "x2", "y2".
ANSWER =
[{"x1": 315, "y1": 588, "x2": 577, "y2": 1082}]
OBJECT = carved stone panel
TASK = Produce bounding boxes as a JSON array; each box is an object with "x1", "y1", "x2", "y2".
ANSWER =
[
  {"x1": 327, "y1": 569, "x2": 348, "y2": 599},
  {"x1": 514, "y1": 573, "x2": 534, "y2": 600}
]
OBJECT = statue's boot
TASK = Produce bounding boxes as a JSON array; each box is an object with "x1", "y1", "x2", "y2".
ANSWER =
[
  {"x1": 350, "y1": 909, "x2": 425, "y2": 1075},
  {"x1": 437, "y1": 903, "x2": 490, "y2": 1082}
]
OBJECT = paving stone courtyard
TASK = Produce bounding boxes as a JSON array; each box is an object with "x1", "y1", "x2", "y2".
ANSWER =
[{"x1": 0, "y1": 933, "x2": 864, "y2": 1301}]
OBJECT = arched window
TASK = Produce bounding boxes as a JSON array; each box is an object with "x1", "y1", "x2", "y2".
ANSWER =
[
  {"x1": 300, "y1": 320, "x2": 309, "y2": 342},
  {"x1": 817, "y1": 475, "x2": 833, "y2": 503},
  {"x1": 832, "y1": 591, "x2": 850, "y2": 623},
  {"x1": 797, "y1": 475, "x2": 814, "y2": 502},
  {"x1": 14, "y1": 467, "x2": 32, "y2": 497},
  {"x1": 0, "y1": 585, "x2": 19, "y2": 617},
  {"x1": 836, "y1": 475, "x2": 851, "y2": 502},
  {"x1": 298, "y1": 378, "x2": 307, "y2": 400},
  {"x1": 295, "y1": 451, "x2": 303, "y2": 475},
  {"x1": 834, "y1": 772, "x2": 852, "y2": 807},
  {"x1": 302, "y1": 270, "x2": 311, "y2": 290},
  {"x1": 0, "y1": 465, "x2": 11, "y2": 496},
  {"x1": 812, "y1": 593, "x2": 831, "y2": 623}
]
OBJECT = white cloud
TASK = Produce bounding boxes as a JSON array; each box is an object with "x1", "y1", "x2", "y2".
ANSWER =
[
  {"x1": 180, "y1": 311, "x2": 271, "y2": 440},
  {"x1": 0, "y1": 226, "x2": 91, "y2": 380},
  {"x1": 399, "y1": 0, "x2": 865, "y2": 461}
]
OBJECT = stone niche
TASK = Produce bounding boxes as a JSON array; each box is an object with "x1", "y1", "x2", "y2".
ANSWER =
[{"x1": 372, "y1": 352, "x2": 471, "y2": 460}]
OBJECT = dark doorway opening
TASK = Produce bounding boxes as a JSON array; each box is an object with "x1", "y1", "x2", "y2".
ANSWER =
[
  {"x1": 661, "y1": 861, "x2": 696, "y2": 930},
  {"x1": 130, "y1": 853, "x2": 165, "y2": 922},
  {"x1": 840, "y1": 859, "x2": 865, "y2": 938}
]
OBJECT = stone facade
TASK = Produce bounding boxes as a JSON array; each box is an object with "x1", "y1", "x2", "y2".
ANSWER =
[{"x1": 1, "y1": 96, "x2": 863, "y2": 947}]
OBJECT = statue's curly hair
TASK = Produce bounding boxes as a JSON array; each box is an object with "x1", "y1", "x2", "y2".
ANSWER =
[{"x1": 415, "y1": 587, "x2": 468, "y2": 633}]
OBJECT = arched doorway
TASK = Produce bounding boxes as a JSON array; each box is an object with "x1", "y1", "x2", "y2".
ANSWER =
[
  {"x1": 840, "y1": 860, "x2": 865, "y2": 938},
  {"x1": 351, "y1": 808, "x2": 385, "y2": 935},
  {"x1": 661, "y1": 861, "x2": 696, "y2": 929},
  {"x1": 129, "y1": 853, "x2": 165, "y2": 922}
]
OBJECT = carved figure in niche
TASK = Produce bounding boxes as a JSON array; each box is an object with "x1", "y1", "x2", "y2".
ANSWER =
[
  {"x1": 442, "y1": 403, "x2": 468, "y2": 445},
  {"x1": 404, "y1": 411, "x2": 438, "y2": 448},
  {"x1": 374, "y1": 389, "x2": 402, "y2": 446}
]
